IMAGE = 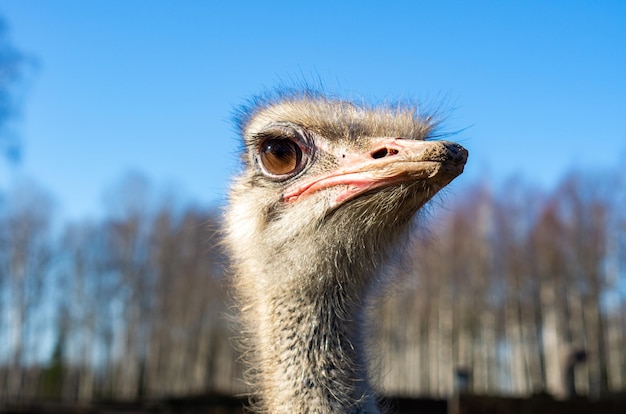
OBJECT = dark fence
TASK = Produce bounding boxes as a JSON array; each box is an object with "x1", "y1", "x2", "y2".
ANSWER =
[
  {"x1": 449, "y1": 394, "x2": 626, "y2": 414},
  {"x1": 0, "y1": 395, "x2": 245, "y2": 414},
  {"x1": 2, "y1": 394, "x2": 626, "y2": 414}
]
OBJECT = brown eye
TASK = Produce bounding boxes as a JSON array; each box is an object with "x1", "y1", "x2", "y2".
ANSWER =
[{"x1": 259, "y1": 138, "x2": 303, "y2": 177}]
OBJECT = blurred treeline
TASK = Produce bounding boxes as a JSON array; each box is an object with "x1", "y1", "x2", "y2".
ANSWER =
[{"x1": 1, "y1": 166, "x2": 625, "y2": 403}]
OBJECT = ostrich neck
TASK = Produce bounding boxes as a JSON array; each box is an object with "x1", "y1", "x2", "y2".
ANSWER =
[{"x1": 249, "y1": 266, "x2": 381, "y2": 414}]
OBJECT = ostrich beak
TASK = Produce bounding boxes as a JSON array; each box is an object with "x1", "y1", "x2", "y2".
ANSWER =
[{"x1": 283, "y1": 138, "x2": 468, "y2": 205}]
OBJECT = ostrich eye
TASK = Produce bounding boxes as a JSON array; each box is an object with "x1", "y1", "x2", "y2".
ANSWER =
[{"x1": 259, "y1": 138, "x2": 304, "y2": 177}]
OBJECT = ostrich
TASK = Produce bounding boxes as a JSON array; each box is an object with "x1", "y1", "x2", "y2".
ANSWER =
[{"x1": 224, "y1": 90, "x2": 468, "y2": 414}]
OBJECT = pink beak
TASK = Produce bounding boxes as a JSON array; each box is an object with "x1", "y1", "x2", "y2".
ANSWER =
[{"x1": 282, "y1": 138, "x2": 468, "y2": 206}]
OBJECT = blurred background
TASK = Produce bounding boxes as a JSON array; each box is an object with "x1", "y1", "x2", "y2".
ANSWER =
[{"x1": 0, "y1": 0, "x2": 625, "y2": 408}]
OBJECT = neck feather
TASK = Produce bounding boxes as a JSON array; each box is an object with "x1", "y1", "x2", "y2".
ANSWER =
[{"x1": 239, "y1": 264, "x2": 381, "y2": 414}]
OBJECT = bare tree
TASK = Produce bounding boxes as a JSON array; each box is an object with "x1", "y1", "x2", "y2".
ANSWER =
[
  {"x1": 145, "y1": 203, "x2": 232, "y2": 396},
  {"x1": 0, "y1": 181, "x2": 54, "y2": 400},
  {"x1": 57, "y1": 220, "x2": 110, "y2": 401}
]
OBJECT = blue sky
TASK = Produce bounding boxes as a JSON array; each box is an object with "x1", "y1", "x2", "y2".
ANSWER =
[{"x1": 1, "y1": 1, "x2": 625, "y2": 219}]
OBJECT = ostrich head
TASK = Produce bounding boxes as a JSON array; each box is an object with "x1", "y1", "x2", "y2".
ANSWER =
[{"x1": 224, "y1": 90, "x2": 468, "y2": 413}]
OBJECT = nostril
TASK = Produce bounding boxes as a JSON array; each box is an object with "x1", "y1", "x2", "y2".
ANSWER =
[
  {"x1": 371, "y1": 147, "x2": 399, "y2": 159},
  {"x1": 371, "y1": 148, "x2": 387, "y2": 159}
]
